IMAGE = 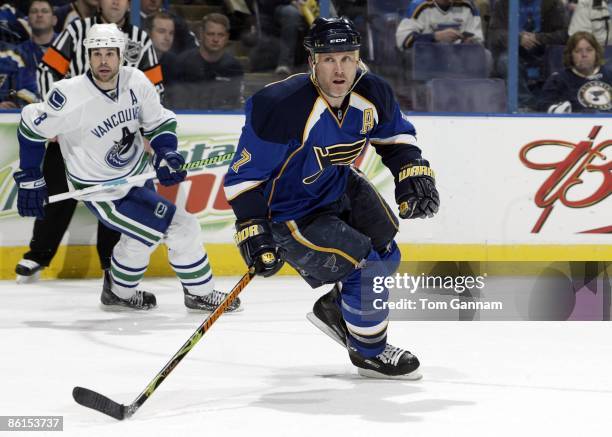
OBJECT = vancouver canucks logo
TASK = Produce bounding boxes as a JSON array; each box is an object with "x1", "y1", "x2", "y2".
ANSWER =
[
  {"x1": 303, "y1": 139, "x2": 367, "y2": 184},
  {"x1": 578, "y1": 80, "x2": 612, "y2": 110},
  {"x1": 105, "y1": 127, "x2": 137, "y2": 168}
]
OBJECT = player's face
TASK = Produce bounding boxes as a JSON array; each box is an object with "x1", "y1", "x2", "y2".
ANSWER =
[
  {"x1": 572, "y1": 39, "x2": 597, "y2": 75},
  {"x1": 151, "y1": 17, "x2": 174, "y2": 54},
  {"x1": 201, "y1": 22, "x2": 229, "y2": 54},
  {"x1": 100, "y1": 0, "x2": 129, "y2": 24},
  {"x1": 89, "y1": 47, "x2": 121, "y2": 85},
  {"x1": 312, "y1": 51, "x2": 359, "y2": 100},
  {"x1": 28, "y1": 1, "x2": 56, "y2": 33}
]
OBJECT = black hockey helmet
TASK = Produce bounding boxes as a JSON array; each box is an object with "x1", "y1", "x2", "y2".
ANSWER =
[{"x1": 303, "y1": 16, "x2": 361, "y2": 54}]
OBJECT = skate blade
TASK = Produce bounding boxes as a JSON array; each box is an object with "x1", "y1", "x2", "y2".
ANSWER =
[
  {"x1": 357, "y1": 367, "x2": 423, "y2": 381},
  {"x1": 98, "y1": 303, "x2": 157, "y2": 312},
  {"x1": 306, "y1": 312, "x2": 346, "y2": 348},
  {"x1": 16, "y1": 271, "x2": 41, "y2": 284}
]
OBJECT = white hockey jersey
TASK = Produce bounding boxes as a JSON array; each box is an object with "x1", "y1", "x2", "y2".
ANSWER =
[{"x1": 19, "y1": 66, "x2": 176, "y2": 201}]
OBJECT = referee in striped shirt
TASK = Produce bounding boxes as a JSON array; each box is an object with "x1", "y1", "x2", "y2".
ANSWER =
[{"x1": 16, "y1": 0, "x2": 164, "y2": 283}]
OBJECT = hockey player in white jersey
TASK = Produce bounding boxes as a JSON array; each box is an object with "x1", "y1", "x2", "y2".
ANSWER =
[{"x1": 13, "y1": 24, "x2": 241, "y2": 312}]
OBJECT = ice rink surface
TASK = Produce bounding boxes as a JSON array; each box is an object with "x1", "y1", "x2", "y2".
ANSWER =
[{"x1": 1, "y1": 276, "x2": 611, "y2": 437}]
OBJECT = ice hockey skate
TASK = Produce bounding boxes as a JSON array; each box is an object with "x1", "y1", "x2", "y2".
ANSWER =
[
  {"x1": 349, "y1": 344, "x2": 422, "y2": 380},
  {"x1": 308, "y1": 284, "x2": 421, "y2": 380},
  {"x1": 183, "y1": 288, "x2": 242, "y2": 313},
  {"x1": 100, "y1": 270, "x2": 157, "y2": 310},
  {"x1": 306, "y1": 284, "x2": 348, "y2": 347},
  {"x1": 15, "y1": 259, "x2": 44, "y2": 284}
]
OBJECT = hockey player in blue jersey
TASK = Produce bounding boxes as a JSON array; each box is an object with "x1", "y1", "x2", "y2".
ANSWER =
[{"x1": 224, "y1": 17, "x2": 439, "y2": 379}]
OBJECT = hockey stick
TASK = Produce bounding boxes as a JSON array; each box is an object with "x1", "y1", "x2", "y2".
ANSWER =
[
  {"x1": 47, "y1": 152, "x2": 235, "y2": 204},
  {"x1": 73, "y1": 269, "x2": 255, "y2": 420}
]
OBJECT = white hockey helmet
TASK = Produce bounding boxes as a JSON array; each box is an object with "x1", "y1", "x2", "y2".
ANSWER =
[{"x1": 83, "y1": 23, "x2": 126, "y2": 60}]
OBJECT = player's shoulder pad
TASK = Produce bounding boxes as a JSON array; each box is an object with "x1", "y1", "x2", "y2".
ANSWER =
[
  {"x1": 407, "y1": 0, "x2": 434, "y2": 18},
  {"x1": 45, "y1": 75, "x2": 88, "y2": 112},
  {"x1": 353, "y1": 72, "x2": 397, "y2": 121},
  {"x1": 248, "y1": 73, "x2": 317, "y2": 144},
  {"x1": 122, "y1": 66, "x2": 156, "y2": 94},
  {"x1": 122, "y1": 66, "x2": 147, "y2": 84}
]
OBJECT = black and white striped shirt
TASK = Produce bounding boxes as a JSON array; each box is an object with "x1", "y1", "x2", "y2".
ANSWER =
[{"x1": 38, "y1": 15, "x2": 163, "y2": 97}]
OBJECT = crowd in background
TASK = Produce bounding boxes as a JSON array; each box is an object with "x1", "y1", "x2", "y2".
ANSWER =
[{"x1": 1, "y1": 0, "x2": 611, "y2": 113}]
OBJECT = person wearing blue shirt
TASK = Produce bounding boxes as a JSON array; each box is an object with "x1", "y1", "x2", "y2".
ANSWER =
[{"x1": 18, "y1": 0, "x2": 57, "y2": 101}]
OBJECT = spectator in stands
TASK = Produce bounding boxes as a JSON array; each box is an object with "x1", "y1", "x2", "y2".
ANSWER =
[
  {"x1": 0, "y1": 41, "x2": 37, "y2": 108},
  {"x1": 140, "y1": 0, "x2": 197, "y2": 54},
  {"x1": 396, "y1": 0, "x2": 485, "y2": 49},
  {"x1": 53, "y1": 0, "x2": 98, "y2": 32},
  {"x1": 0, "y1": 1, "x2": 31, "y2": 44},
  {"x1": 489, "y1": 0, "x2": 568, "y2": 108},
  {"x1": 170, "y1": 13, "x2": 243, "y2": 109},
  {"x1": 539, "y1": 31, "x2": 612, "y2": 112},
  {"x1": 19, "y1": 0, "x2": 57, "y2": 100},
  {"x1": 569, "y1": 0, "x2": 611, "y2": 47},
  {"x1": 255, "y1": 0, "x2": 309, "y2": 75},
  {"x1": 145, "y1": 11, "x2": 178, "y2": 84}
]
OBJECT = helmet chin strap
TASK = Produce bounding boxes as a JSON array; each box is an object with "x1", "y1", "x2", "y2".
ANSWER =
[{"x1": 310, "y1": 58, "x2": 369, "y2": 101}]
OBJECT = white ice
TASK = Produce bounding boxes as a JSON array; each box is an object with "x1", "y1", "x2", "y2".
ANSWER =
[{"x1": 1, "y1": 276, "x2": 611, "y2": 437}]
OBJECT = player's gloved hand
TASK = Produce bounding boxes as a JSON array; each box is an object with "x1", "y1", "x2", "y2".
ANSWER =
[
  {"x1": 153, "y1": 151, "x2": 187, "y2": 186},
  {"x1": 13, "y1": 168, "x2": 48, "y2": 219},
  {"x1": 547, "y1": 101, "x2": 572, "y2": 114},
  {"x1": 234, "y1": 219, "x2": 284, "y2": 277},
  {"x1": 394, "y1": 159, "x2": 440, "y2": 219}
]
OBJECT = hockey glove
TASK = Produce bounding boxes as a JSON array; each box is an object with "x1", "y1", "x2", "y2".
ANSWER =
[
  {"x1": 234, "y1": 219, "x2": 284, "y2": 277},
  {"x1": 547, "y1": 101, "x2": 572, "y2": 114},
  {"x1": 394, "y1": 159, "x2": 440, "y2": 219},
  {"x1": 13, "y1": 168, "x2": 48, "y2": 219},
  {"x1": 153, "y1": 151, "x2": 187, "y2": 186}
]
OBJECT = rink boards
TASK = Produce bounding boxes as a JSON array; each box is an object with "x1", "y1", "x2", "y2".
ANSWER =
[{"x1": 0, "y1": 113, "x2": 609, "y2": 278}]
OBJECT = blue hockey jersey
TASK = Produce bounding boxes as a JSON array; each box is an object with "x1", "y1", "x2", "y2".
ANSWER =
[{"x1": 223, "y1": 72, "x2": 423, "y2": 222}]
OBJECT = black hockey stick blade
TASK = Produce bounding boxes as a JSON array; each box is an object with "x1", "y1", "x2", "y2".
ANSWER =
[{"x1": 72, "y1": 386, "x2": 127, "y2": 420}]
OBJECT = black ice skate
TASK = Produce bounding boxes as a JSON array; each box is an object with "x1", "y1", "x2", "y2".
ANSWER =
[
  {"x1": 15, "y1": 259, "x2": 44, "y2": 284},
  {"x1": 306, "y1": 284, "x2": 348, "y2": 347},
  {"x1": 100, "y1": 270, "x2": 157, "y2": 310},
  {"x1": 349, "y1": 344, "x2": 421, "y2": 380},
  {"x1": 183, "y1": 288, "x2": 242, "y2": 313}
]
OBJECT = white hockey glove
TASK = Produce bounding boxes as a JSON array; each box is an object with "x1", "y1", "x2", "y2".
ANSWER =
[{"x1": 547, "y1": 101, "x2": 572, "y2": 114}]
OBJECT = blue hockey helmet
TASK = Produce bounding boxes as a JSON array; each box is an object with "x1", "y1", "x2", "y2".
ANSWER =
[{"x1": 303, "y1": 17, "x2": 361, "y2": 54}]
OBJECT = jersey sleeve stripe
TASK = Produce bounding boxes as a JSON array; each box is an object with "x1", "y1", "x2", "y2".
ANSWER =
[
  {"x1": 18, "y1": 121, "x2": 46, "y2": 141},
  {"x1": 41, "y1": 47, "x2": 70, "y2": 76},
  {"x1": 143, "y1": 119, "x2": 176, "y2": 137},
  {"x1": 143, "y1": 64, "x2": 163, "y2": 85},
  {"x1": 224, "y1": 180, "x2": 265, "y2": 201},
  {"x1": 370, "y1": 134, "x2": 417, "y2": 145}
]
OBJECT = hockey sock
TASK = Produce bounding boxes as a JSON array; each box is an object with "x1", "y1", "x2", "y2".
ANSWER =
[
  {"x1": 166, "y1": 207, "x2": 214, "y2": 296},
  {"x1": 109, "y1": 234, "x2": 156, "y2": 298},
  {"x1": 377, "y1": 240, "x2": 401, "y2": 275},
  {"x1": 340, "y1": 249, "x2": 390, "y2": 357}
]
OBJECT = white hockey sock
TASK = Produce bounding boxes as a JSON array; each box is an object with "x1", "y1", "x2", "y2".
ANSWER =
[
  {"x1": 165, "y1": 206, "x2": 215, "y2": 296},
  {"x1": 110, "y1": 234, "x2": 156, "y2": 298}
]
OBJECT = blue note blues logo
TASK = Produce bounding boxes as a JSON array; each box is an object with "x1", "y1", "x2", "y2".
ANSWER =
[
  {"x1": 105, "y1": 126, "x2": 137, "y2": 168},
  {"x1": 303, "y1": 139, "x2": 367, "y2": 184}
]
